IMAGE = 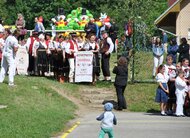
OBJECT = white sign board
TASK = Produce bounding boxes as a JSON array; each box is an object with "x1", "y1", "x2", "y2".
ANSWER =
[
  {"x1": 75, "y1": 51, "x2": 93, "y2": 82},
  {"x1": 16, "y1": 46, "x2": 29, "y2": 75}
]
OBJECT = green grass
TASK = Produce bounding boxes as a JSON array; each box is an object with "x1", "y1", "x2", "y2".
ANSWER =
[
  {"x1": 126, "y1": 83, "x2": 160, "y2": 112},
  {"x1": 0, "y1": 76, "x2": 76, "y2": 138},
  {"x1": 133, "y1": 51, "x2": 153, "y2": 81},
  {"x1": 0, "y1": 51, "x2": 161, "y2": 137}
]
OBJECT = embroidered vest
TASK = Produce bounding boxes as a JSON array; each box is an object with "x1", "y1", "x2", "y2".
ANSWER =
[
  {"x1": 100, "y1": 37, "x2": 110, "y2": 53},
  {"x1": 66, "y1": 40, "x2": 78, "y2": 58},
  {"x1": 29, "y1": 37, "x2": 35, "y2": 55}
]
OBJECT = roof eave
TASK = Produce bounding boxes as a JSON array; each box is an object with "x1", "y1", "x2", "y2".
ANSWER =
[{"x1": 154, "y1": 0, "x2": 182, "y2": 25}]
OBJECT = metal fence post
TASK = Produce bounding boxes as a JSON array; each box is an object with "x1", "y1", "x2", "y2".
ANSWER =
[{"x1": 131, "y1": 21, "x2": 135, "y2": 83}]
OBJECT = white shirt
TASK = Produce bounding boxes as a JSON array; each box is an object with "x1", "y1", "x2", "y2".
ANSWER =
[
  {"x1": 3, "y1": 35, "x2": 18, "y2": 57},
  {"x1": 52, "y1": 41, "x2": 60, "y2": 49},
  {"x1": 0, "y1": 24, "x2": 4, "y2": 32},
  {"x1": 35, "y1": 41, "x2": 48, "y2": 49},
  {"x1": 156, "y1": 73, "x2": 169, "y2": 83},
  {"x1": 47, "y1": 40, "x2": 54, "y2": 49},
  {"x1": 106, "y1": 37, "x2": 114, "y2": 53},
  {"x1": 60, "y1": 41, "x2": 67, "y2": 50},
  {"x1": 65, "y1": 40, "x2": 78, "y2": 55},
  {"x1": 182, "y1": 66, "x2": 190, "y2": 78},
  {"x1": 175, "y1": 76, "x2": 187, "y2": 94},
  {"x1": 0, "y1": 38, "x2": 5, "y2": 50},
  {"x1": 84, "y1": 41, "x2": 97, "y2": 51},
  {"x1": 100, "y1": 112, "x2": 115, "y2": 128},
  {"x1": 77, "y1": 41, "x2": 84, "y2": 49},
  {"x1": 25, "y1": 37, "x2": 36, "y2": 52},
  {"x1": 164, "y1": 64, "x2": 176, "y2": 78}
]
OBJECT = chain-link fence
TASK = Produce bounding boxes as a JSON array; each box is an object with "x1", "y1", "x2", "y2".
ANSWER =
[{"x1": 117, "y1": 20, "x2": 155, "y2": 83}]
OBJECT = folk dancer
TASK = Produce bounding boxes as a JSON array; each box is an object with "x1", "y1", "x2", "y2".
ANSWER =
[
  {"x1": 100, "y1": 30, "x2": 114, "y2": 81},
  {"x1": 25, "y1": 31, "x2": 38, "y2": 75},
  {"x1": 0, "y1": 28, "x2": 5, "y2": 63},
  {"x1": 65, "y1": 32, "x2": 79, "y2": 83},
  {"x1": 45, "y1": 32, "x2": 54, "y2": 76},
  {"x1": 34, "y1": 33, "x2": 48, "y2": 76},
  {"x1": 83, "y1": 33, "x2": 100, "y2": 83}
]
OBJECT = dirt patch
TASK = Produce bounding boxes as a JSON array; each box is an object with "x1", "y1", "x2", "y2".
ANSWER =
[{"x1": 51, "y1": 85, "x2": 116, "y2": 116}]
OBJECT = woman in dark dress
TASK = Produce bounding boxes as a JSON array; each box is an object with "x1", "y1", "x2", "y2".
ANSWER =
[
  {"x1": 113, "y1": 56, "x2": 128, "y2": 110},
  {"x1": 83, "y1": 33, "x2": 100, "y2": 84},
  {"x1": 35, "y1": 33, "x2": 48, "y2": 76}
]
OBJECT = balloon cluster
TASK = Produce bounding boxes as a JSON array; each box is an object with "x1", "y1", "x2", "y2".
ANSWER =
[
  {"x1": 51, "y1": 7, "x2": 112, "y2": 32},
  {"x1": 52, "y1": 7, "x2": 94, "y2": 30}
]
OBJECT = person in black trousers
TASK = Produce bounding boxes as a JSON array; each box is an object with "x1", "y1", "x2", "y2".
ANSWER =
[
  {"x1": 100, "y1": 30, "x2": 114, "y2": 81},
  {"x1": 113, "y1": 56, "x2": 128, "y2": 110}
]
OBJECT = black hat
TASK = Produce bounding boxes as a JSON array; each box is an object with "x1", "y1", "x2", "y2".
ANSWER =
[
  {"x1": 82, "y1": 8, "x2": 87, "y2": 15},
  {"x1": 0, "y1": 17, "x2": 3, "y2": 23},
  {"x1": 45, "y1": 32, "x2": 52, "y2": 37},
  {"x1": 101, "y1": 30, "x2": 107, "y2": 34},
  {"x1": 58, "y1": 8, "x2": 65, "y2": 15},
  {"x1": 32, "y1": 31, "x2": 38, "y2": 35}
]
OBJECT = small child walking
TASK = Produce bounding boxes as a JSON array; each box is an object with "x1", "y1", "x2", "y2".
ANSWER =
[{"x1": 96, "y1": 102, "x2": 117, "y2": 138}]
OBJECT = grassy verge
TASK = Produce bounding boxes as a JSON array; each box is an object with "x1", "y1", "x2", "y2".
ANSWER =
[
  {"x1": 0, "y1": 76, "x2": 76, "y2": 138},
  {"x1": 126, "y1": 83, "x2": 160, "y2": 112},
  {"x1": 0, "y1": 51, "x2": 160, "y2": 137}
]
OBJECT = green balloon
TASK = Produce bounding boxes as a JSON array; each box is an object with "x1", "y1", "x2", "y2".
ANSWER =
[
  {"x1": 88, "y1": 14, "x2": 93, "y2": 18},
  {"x1": 71, "y1": 10, "x2": 77, "y2": 15},
  {"x1": 73, "y1": 23, "x2": 79, "y2": 30},
  {"x1": 67, "y1": 14, "x2": 72, "y2": 18},
  {"x1": 86, "y1": 10, "x2": 90, "y2": 15},
  {"x1": 63, "y1": 26, "x2": 68, "y2": 30}
]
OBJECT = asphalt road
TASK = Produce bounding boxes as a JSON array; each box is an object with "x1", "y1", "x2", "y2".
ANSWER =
[{"x1": 60, "y1": 111, "x2": 190, "y2": 138}]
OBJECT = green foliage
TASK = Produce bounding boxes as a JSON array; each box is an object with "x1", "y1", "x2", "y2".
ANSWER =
[{"x1": 0, "y1": 0, "x2": 167, "y2": 34}]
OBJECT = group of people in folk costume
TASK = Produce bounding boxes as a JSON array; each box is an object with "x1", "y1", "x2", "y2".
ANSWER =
[
  {"x1": 155, "y1": 55, "x2": 190, "y2": 117},
  {"x1": 0, "y1": 26, "x2": 114, "y2": 85},
  {"x1": 28, "y1": 30, "x2": 114, "y2": 83}
]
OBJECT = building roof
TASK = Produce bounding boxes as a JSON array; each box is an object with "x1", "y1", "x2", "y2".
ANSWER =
[{"x1": 154, "y1": 0, "x2": 182, "y2": 25}]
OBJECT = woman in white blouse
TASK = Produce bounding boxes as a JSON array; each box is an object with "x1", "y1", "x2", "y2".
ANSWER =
[{"x1": 155, "y1": 65, "x2": 169, "y2": 116}]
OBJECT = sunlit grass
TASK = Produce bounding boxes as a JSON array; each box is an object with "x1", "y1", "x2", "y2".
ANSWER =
[{"x1": 0, "y1": 76, "x2": 76, "y2": 138}]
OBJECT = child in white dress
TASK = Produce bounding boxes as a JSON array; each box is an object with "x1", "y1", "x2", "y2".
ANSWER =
[{"x1": 175, "y1": 70, "x2": 187, "y2": 117}]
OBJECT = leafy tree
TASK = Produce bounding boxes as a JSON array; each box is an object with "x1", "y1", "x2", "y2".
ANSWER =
[{"x1": 0, "y1": 0, "x2": 167, "y2": 34}]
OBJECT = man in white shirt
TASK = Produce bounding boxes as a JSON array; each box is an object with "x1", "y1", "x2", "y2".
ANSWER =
[
  {"x1": 65, "y1": 32, "x2": 78, "y2": 82},
  {"x1": 0, "y1": 18, "x2": 5, "y2": 60},
  {"x1": 25, "y1": 31, "x2": 38, "y2": 75},
  {"x1": 0, "y1": 18, "x2": 4, "y2": 33},
  {"x1": 100, "y1": 31, "x2": 114, "y2": 81},
  {"x1": 0, "y1": 28, "x2": 19, "y2": 86},
  {"x1": 0, "y1": 28, "x2": 5, "y2": 63}
]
